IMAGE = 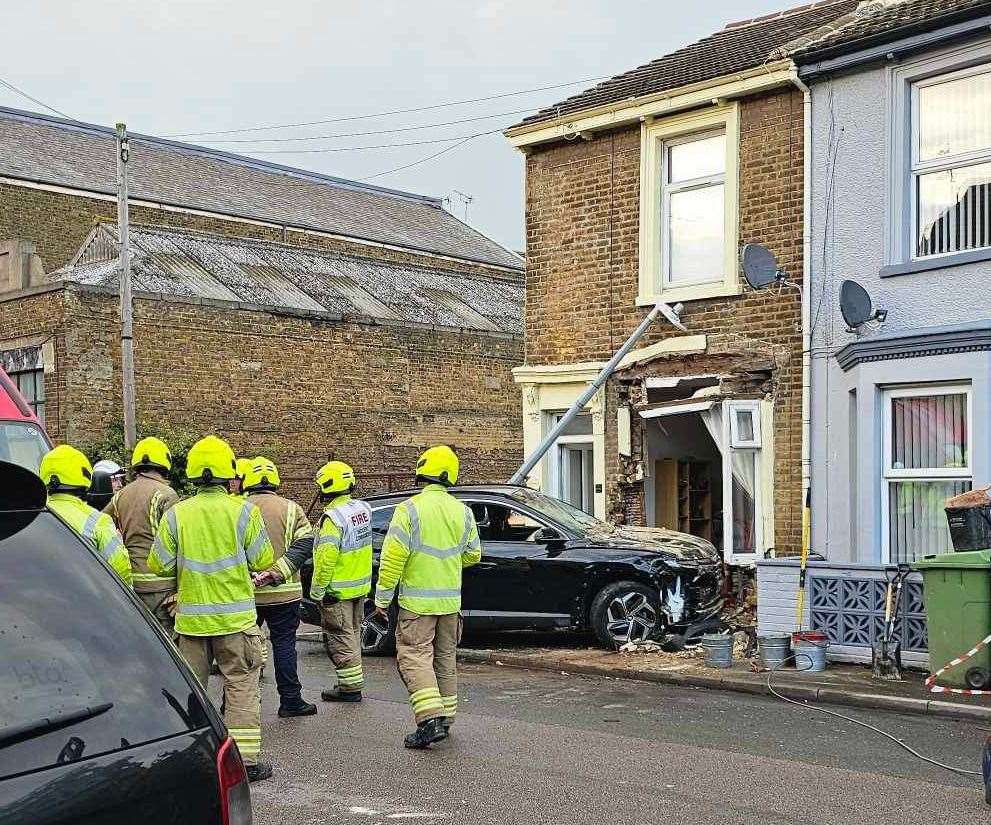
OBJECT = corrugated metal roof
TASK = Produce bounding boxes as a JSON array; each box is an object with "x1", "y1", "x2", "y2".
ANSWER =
[
  {"x1": 54, "y1": 224, "x2": 523, "y2": 335},
  {"x1": 511, "y1": 1, "x2": 859, "y2": 129},
  {"x1": 0, "y1": 106, "x2": 522, "y2": 271}
]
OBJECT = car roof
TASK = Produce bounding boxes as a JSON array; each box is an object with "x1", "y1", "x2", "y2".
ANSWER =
[{"x1": 365, "y1": 484, "x2": 533, "y2": 503}]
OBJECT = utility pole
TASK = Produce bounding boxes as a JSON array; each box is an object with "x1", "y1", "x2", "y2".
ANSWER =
[{"x1": 115, "y1": 122, "x2": 137, "y2": 451}]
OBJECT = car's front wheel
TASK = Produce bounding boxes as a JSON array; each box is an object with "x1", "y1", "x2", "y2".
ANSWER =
[
  {"x1": 320, "y1": 601, "x2": 398, "y2": 659},
  {"x1": 589, "y1": 581, "x2": 664, "y2": 649}
]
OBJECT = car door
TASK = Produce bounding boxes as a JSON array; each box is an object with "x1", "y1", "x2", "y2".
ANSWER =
[{"x1": 460, "y1": 498, "x2": 568, "y2": 626}]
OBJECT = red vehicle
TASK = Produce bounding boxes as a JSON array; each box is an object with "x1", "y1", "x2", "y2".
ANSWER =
[{"x1": 0, "y1": 367, "x2": 51, "y2": 472}]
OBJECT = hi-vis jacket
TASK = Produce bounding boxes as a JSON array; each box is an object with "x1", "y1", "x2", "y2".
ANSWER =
[
  {"x1": 305, "y1": 494, "x2": 373, "y2": 602},
  {"x1": 247, "y1": 490, "x2": 312, "y2": 606},
  {"x1": 149, "y1": 486, "x2": 275, "y2": 636},
  {"x1": 374, "y1": 484, "x2": 481, "y2": 615},
  {"x1": 49, "y1": 493, "x2": 133, "y2": 586},
  {"x1": 105, "y1": 472, "x2": 179, "y2": 594}
]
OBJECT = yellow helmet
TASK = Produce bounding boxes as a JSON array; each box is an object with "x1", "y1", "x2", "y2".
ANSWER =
[
  {"x1": 131, "y1": 436, "x2": 172, "y2": 472},
  {"x1": 186, "y1": 436, "x2": 237, "y2": 482},
  {"x1": 244, "y1": 456, "x2": 280, "y2": 491},
  {"x1": 39, "y1": 445, "x2": 93, "y2": 491},
  {"x1": 415, "y1": 445, "x2": 459, "y2": 486},
  {"x1": 314, "y1": 460, "x2": 355, "y2": 495}
]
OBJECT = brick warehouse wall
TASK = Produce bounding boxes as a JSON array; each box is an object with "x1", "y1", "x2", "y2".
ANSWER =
[
  {"x1": 1, "y1": 284, "x2": 523, "y2": 505},
  {"x1": 523, "y1": 88, "x2": 805, "y2": 553}
]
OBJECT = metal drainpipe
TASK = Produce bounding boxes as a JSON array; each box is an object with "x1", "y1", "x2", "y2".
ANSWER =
[{"x1": 789, "y1": 68, "x2": 814, "y2": 560}]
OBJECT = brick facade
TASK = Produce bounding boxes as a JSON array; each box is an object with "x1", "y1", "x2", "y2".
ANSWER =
[
  {"x1": 522, "y1": 88, "x2": 805, "y2": 555},
  {"x1": 0, "y1": 184, "x2": 523, "y2": 503}
]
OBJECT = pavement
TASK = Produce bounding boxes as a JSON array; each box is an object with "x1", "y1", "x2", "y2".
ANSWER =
[
  {"x1": 240, "y1": 633, "x2": 989, "y2": 824},
  {"x1": 455, "y1": 630, "x2": 991, "y2": 722}
]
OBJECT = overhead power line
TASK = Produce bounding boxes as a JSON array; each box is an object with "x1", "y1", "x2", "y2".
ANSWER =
[
  {"x1": 244, "y1": 128, "x2": 504, "y2": 155},
  {"x1": 0, "y1": 75, "x2": 72, "y2": 119},
  {"x1": 359, "y1": 131, "x2": 493, "y2": 181},
  {"x1": 167, "y1": 75, "x2": 607, "y2": 138},
  {"x1": 199, "y1": 108, "x2": 534, "y2": 145}
]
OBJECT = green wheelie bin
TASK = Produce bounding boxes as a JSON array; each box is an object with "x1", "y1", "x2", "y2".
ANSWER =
[{"x1": 913, "y1": 550, "x2": 991, "y2": 690}]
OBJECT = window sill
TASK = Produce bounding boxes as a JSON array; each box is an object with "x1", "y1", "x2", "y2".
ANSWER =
[
  {"x1": 880, "y1": 247, "x2": 991, "y2": 278},
  {"x1": 636, "y1": 280, "x2": 741, "y2": 306}
]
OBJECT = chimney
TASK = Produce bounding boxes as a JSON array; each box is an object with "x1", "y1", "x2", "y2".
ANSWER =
[{"x1": 0, "y1": 239, "x2": 46, "y2": 294}]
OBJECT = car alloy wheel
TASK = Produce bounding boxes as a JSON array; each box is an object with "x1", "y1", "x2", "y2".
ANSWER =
[
  {"x1": 605, "y1": 590, "x2": 658, "y2": 644},
  {"x1": 360, "y1": 615, "x2": 390, "y2": 653}
]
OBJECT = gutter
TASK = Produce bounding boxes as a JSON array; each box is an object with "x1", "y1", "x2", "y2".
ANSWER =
[{"x1": 788, "y1": 68, "x2": 814, "y2": 562}]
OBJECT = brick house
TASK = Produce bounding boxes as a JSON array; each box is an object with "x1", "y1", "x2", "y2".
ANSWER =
[
  {"x1": 0, "y1": 107, "x2": 524, "y2": 500},
  {"x1": 506, "y1": 1, "x2": 860, "y2": 566}
]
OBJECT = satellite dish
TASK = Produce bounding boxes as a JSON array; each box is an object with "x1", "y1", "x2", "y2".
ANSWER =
[
  {"x1": 740, "y1": 243, "x2": 783, "y2": 289},
  {"x1": 840, "y1": 280, "x2": 887, "y2": 331}
]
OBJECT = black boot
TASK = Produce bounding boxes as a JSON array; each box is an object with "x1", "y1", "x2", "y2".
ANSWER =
[
  {"x1": 403, "y1": 717, "x2": 448, "y2": 750},
  {"x1": 278, "y1": 700, "x2": 317, "y2": 718},
  {"x1": 246, "y1": 760, "x2": 273, "y2": 783},
  {"x1": 321, "y1": 687, "x2": 362, "y2": 703},
  {"x1": 442, "y1": 717, "x2": 454, "y2": 733}
]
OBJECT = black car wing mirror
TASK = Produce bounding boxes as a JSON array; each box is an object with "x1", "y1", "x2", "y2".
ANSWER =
[
  {"x1": 533, "y1": 526, "x2": 565, "y2": 546},
  {"x1": 0, "y1": 460, "x2": 48, "y2": 540}
]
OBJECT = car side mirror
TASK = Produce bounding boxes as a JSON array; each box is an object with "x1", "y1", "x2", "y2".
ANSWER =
[
  {"x1": 533, "y1": 526, "x2": 563, "y2": 545},
  {"x1": 472, "y1": 504, "x2": 490, "y2": 529}
]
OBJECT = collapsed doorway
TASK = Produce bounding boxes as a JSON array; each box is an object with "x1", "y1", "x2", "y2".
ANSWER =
[{"x1": 642, "y1": 398, "x2": 765, "y2": 565}]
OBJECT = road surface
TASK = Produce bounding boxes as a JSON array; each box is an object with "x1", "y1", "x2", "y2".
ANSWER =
[{"x1": 244, "y1": 635, "x2": 986, "y2": 824}]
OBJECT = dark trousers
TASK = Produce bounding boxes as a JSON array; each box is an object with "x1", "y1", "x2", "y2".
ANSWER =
[{"x1": 256, "y1": 601, "x2": 303, "y2": 708}]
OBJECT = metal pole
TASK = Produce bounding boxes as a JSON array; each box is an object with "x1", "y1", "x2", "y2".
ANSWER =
[
  {"x1": 509, "y1": 301, "x2": 685, "y2": 485},
  {"x1": 115, "y1": 123, "x2": 137, "y2": 451}
]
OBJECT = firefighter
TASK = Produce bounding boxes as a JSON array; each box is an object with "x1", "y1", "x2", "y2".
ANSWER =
[
  {"x1": 308, "y1": 461, "x2": 373, "y2": 703},
  {"x1": 104, "y1": 436, "x2": 179, "y2": 632},
  {"x1": 372, "y1": 445, "x2": 481, "y2": 749},
  {"x1": 243, "y1": 456, "x2": 317, "y2": 718},
  {"x1": 148, "y1": 435, "x2": 276, "y2": 782},
  {"x1": 40, "y1": 445, "x2": 133, "y2": 586}
]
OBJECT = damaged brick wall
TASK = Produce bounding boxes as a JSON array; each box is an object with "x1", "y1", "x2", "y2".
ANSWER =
[
  {"x1": 2, "y1": 285, "x2": 523, "y2": 505},
  {"x1": 524, "y1": 88, "x2": 805, "y2": 553}
]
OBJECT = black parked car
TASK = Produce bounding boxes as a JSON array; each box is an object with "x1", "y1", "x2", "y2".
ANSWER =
[
  {"x1": 0, "y1": 462, "x2": 251, "y2": 825},
  {"x1": 300, "y1": 484, "x2": 724, "y2": 653}
]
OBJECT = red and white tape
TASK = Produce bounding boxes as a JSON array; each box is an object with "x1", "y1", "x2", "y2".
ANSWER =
[{"x1": 926, "y1": 632, "x2": 991, "y2": 696}]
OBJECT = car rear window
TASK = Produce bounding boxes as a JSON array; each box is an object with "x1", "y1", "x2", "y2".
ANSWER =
[
  {"x1": 0, "y1": 422, "x2": 49, "y2": 473},
  {"x1": 0, "y1": 512, "x2": 211, "y2": 780}
]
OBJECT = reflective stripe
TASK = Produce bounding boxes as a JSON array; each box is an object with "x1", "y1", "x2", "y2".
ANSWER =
[
  {"x1": 80, "y1": 511, "x2": 100, "y2": 543},
  {"x1": 244, "y1": 531, "x2": 267, "y2": 564},
  {"x1": 182, "y1": 553, "x2": 247, "y2": 574},
  {"x1": 413, "y1": 543, "x2": 463, "y2": 560},
  {"x1": 313, "y1": 533, "x2": 339, "y2": 551},
  {"x1": 177, "y1": 599, "x2": 256, "y2": 615},
  {"x1": 385, "y1": 523, "x2": 412, "y2": 547},
  {"x1": 375, "y1": 586, "x2": 396, "y2": 604},
  {"x1": 407, "y1": 504, "x2": 422, "y2": 551},
  {"x1": 235, "y1": 502, "x2": 253, "y2": 549},
  {"x1": 399, "y1": 585, "x2": 461, "y2": 599},
  {"x1": 153, "y1": 510, "x2": 178, "y2": 566},
  {"x1": 101, "y1": 534, "x2": 124, "y2": 560},
  {"x1": 460, "y1": 506, "x2": 473, "y2": 548},
  {"x1": 332, "y1": 574, "x2": 372, "y2": 589}
]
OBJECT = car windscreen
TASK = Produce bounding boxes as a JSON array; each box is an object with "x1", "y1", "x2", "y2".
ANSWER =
[
  {"x1": 0, "y1": 512, "x2": 211, "y2": 780},
  {"x1": 0, "y1": 422, "x2": 49, "y2": 473},
  {"x1": 504, "y1": 488, "x2": 607, "y2": 535}
]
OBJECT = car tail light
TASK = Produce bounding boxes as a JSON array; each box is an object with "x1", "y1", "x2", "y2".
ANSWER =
[{"x1": 217, "y1": 736, "x2": 252, "y2": 825}]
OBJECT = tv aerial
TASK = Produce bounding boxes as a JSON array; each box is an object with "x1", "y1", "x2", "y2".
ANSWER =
[{"x1": 839, "y1": 280, "x2": 887, "y2": 332}]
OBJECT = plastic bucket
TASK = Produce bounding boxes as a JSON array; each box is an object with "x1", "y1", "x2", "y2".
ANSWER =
[
  {"x1": 792, "y1": 630, "x2": 828, "y2": 673},
  {"x1": 759, "y1": 633, "x2": 792, "y2": 670},
  {"x1": 700, "y1": 633, "x2": 734, "y2": 669},
  {"x1": 945, "y1": 506, "x2": 991, "y2": 552}
]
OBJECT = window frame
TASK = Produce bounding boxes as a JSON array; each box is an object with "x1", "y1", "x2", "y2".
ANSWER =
[
  {"x1": 880, "y1": 382, "x2": 973, "y2": 563},
  {"x1": 910, "y1": 62, "x2": 991, "y2": 262},
  {"x1": 9, "y1": 366, "x2": 45, "y2": 424},
  {"x1": 639, "y1": 103, "x2": 740, "y2": 305}
]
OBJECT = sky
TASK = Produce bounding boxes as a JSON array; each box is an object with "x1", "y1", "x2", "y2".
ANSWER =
[{"x1": 1, "y1": 1, "x2": 803, "y2": 253}]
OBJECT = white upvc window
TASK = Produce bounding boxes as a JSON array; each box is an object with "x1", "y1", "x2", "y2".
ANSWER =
[
  {"x1": 912, "y1": 64, "x2": 991, "y2": 259},
  {"x1": 881, "y1": 384, "x2": 972, "y2": 563},
  {"x1": 546, "y1": 413, "x2": 595, "y2": 515},
  {"x1": 639, "y1": 104, "x2": 740, "y2": 305}
]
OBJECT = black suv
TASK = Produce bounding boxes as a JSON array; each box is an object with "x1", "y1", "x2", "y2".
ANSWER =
[
  {"x1": 0, "y1": 462, "x2": 251, "y2": 825},
  {"x1": 300, "y1": 484, "x2": 724, "y2": 653}
]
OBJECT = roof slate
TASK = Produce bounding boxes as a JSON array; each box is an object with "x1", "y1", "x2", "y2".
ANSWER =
[
  {"x1": 55, "y1": 223, "x2": 523, "y2": 336},
  {"x1": 0, "y1": 107, "x2": 521, "y2": 271},
  {"x1": 513, "y1": 0, "x2": 859, "y2": 128},
  {"x1": 785, "y1": 0, "x2": 991, "y2": 58}
]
